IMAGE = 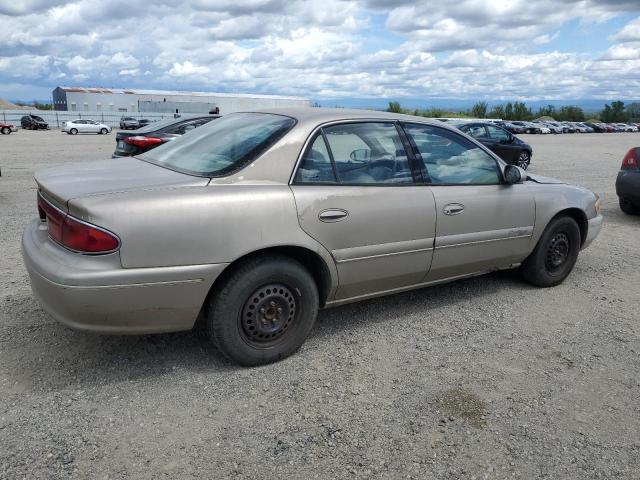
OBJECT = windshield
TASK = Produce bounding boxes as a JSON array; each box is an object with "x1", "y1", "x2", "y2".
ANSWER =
[{"x1": 139, "y1": 113, "x2": 296, "y2": 177}]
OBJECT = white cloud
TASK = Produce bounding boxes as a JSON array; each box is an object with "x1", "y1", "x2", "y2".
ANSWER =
[{"x1": 0, "y1": 1, "x2": 639, "y2": 101}]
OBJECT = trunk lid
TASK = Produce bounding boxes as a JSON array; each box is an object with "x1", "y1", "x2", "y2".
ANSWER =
[{"x1": 35, "y1": 157, "x2": 208, "y2": 209}]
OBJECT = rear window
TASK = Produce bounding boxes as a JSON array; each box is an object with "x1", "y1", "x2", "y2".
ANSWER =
[{"x1": 139, "y1": 113, "x2": 296, "y2": 177}]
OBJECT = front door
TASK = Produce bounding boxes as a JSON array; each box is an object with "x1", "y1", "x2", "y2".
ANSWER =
[
  {"x1": 401, "y1": 122, "x2": 535, "y2": 282},
  {"x1": 291, "y1": 122, "x2": 437, "y2": 300}
]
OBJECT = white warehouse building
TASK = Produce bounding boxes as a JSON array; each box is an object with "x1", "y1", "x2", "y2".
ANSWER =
[{"x1": 52, "y1": 86, "x2": 309, "y2": 114}]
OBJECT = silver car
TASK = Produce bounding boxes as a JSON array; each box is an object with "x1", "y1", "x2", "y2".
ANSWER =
[
  {"x1": 63, "y1": 119, "x2": 111, "y2": 135},
  {"x1": 22, "y1": 109, "x2": 603, "y2": 365}
]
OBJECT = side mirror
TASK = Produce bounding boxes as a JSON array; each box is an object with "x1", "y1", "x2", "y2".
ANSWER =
[
  {"x1": 504, "y1": 164, "x2": 526, "y2": 185},
  {"x1": 350, "y1": 149, "x2": 371, "y2": 161}
]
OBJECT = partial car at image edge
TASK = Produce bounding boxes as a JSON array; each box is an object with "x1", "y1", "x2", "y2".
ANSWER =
[{"x1": 616, "y1": 147, "x2": 640, "y2": 215}]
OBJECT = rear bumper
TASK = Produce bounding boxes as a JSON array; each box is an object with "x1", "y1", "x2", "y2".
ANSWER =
[
  {"x1": 22, "y1": 219, "x2": 228, "y2": 334},
  {"x1": 616, "y1": 171, "x2": 640, "y2": 204},
  {"x1": 583, "y1": 214, "x2": 603, "y2": 250}
]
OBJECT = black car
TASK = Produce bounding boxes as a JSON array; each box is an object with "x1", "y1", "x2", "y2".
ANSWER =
[
  {"x1": 20, "y1": 114, "x2": 49, "y2": 130},
  {"x1": 457, "y1": 122, "x2": 533, "y2": 169},
  {"x1": 585, "y1": 122, "x2": 606, "y2": 133},
  {"x1": 616, "y1": 147, "x2": 640, "y2": 215},
  {"x1": 113, "y1": 115, "x2": 219, "y2": 157},
  {"x1": 138, "y1": 118, "x2": 152, "y2": 128}
]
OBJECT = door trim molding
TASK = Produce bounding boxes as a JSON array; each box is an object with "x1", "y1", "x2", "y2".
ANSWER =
[{"x1": 333, "y1": 237, "x2": 435, "y2": 263}]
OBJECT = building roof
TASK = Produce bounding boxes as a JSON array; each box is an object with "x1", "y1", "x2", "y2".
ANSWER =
[{"x1": 56, "y1": 86, "x2": 307, "y2": 101}]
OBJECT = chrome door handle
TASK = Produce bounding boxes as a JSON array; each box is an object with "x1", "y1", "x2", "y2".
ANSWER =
[
  {"x1": 443, "y1": 203, "x2": 464, "y2": 216},
  {"x1": 319, "y1": 209, "x2": 349, "y2": 222}
]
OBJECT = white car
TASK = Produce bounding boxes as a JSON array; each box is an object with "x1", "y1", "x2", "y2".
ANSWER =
[{"x1": 62, "y1": 119, "x2": 112, "y2": 135}]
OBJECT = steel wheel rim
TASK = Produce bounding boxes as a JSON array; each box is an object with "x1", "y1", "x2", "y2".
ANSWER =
[
  {"x1": 545, "y1": 233, "x2": 570, "y2": 272},
  {"x1": 241, "y1": 283, "x2": 297, "y2": 345}
]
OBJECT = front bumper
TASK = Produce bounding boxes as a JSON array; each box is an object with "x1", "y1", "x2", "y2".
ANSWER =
[
  {"x1": 582, "y1": 214, "x2": 603, "y2": 250},
  {"x1": 22, "y1": 219, "x2": 228, "y2": 334}
]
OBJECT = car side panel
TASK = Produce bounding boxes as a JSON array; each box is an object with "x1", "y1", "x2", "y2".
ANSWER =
[
  {"x1": 426, "y1": 184, "x2": 536, "y2": 281},
  {"x1": 68, "y1": 185, "x2": 340, "y2": 295},
  {"x1": 291, "y1": 186, "x2": 436, "y2": 299}
]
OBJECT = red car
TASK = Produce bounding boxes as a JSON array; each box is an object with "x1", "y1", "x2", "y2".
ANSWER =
[{"x1": 1, "y1": 121, "x2": 17, "y2": 134}]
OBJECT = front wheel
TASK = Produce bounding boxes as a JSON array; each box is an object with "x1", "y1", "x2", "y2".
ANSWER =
[
  {"x1": 1, "y1": 127, "x2": 9, "y2": 135},
  {"x1": 517, "y1": 151, "x2": 531, "y2": 170},
  {"x1": 100, "y1": 128, "x2": 108, "y2": 134},
  {"x1": 70, "y1": 128, "x2": 78, "y2": 135},
  {"x1": 521, "y1": 216, "x2": 581, "y2": 287},
  {"x1": 206, "y1": 254, "x2": 319, "y2": 366}
]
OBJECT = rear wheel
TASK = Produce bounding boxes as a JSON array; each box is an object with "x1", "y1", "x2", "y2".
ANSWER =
[
  {"x1": 1, "y1": 127, "x2": 9, "y2": 135},
  {"x1": 521, "y1": 216, "x2": 581, "y2": 287},
  {"x1": 206, "y1": 254, "x2": 319, "y2": 366},
  {"x1": 619, "y1": 197, "x2": 640, "y2": 215},
  {"x1": 70, "y1": 128, "x2": 78, "y2": 135},
  {"x1": 517, "y1": 151, "x2": 531, "y2": 170}
]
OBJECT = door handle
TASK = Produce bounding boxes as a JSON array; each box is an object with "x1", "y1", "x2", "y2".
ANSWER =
[
  {"x1": 443, "y1": 203, "x2": 464, "y2": 216},
  {"x1": 319, "y1": 209, "x2": 349, "y2": 222}
]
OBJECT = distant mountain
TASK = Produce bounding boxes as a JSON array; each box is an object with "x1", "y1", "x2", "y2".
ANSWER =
[{"x1": 315, "y1": 97, "x2": 640, "y2": 113}]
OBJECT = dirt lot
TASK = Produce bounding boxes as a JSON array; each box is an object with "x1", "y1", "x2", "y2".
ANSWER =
[{"x1": 1, "y1": 129, "x2": 639, "y2": 479}]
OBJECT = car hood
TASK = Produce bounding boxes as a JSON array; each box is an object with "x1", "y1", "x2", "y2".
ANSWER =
[
  {"x1": 35, "y1": 157, "x2": 208, "y2": 209},
  {"x1": 525, "y1": 173, "x2": 566, "y2": 184}
]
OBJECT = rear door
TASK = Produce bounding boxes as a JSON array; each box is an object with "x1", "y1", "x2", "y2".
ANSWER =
[
  {"x1": 402, "y1": 123, "x2": 535, "y2": 281},
  {"x1": 291, "y1": 121, "x2": 437, "y2": 300},
  {"x1": 485, "y1": 124, "x2": 518, "y2": 163}
]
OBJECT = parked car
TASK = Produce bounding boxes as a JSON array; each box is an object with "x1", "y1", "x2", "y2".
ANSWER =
[
  {"x1": 113, "y1": 114, "x2": 218, "y2": 157},
  {"x1": 572, "y1": 123, "x2": 591, "y2": 133},
  {"x1": 492, "y1": 121, "x2": 525, "y2": 134},
  {"x1": 618, "y1": 123, "x2": 639, "y2": 132},
  {"x1": 456, "y1": 122, "x2": 533, "y2": 169},
  {"x1": 21, "y1": 114, "x2": 49, "y2": 130},
  {"x1": 63, "y1": 119, "x2": 111, "y2": 135},
  {"x1": 539, "y1": 122, "x2": 564, "y2": 134},
  {"x1": 119, "y1": 117, "x2": 140, "y2": 130},
  {"x1": 23, "y1": 109, "x2": 603, "y2": 366},
  {"x1": 616, "y1": 147, "x2": 640, "y2": 215},
  {"x1": 139, "y1": 118, "x2": 152, "y2": 128},
  {"x1": 0, "y1": 121, "x2": 17, "y2": 134},
  {"x1": 585, "y1": 122, "x2": 606, "y2": 133},
  {"x1": 510, "y1": 121, "x2": 548, "y2": 134},
  {"x1": 530, "y1": 122, "x2": 552, "y2": 134}
]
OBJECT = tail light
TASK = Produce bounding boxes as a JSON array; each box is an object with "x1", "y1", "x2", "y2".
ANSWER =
[
  {"x1": 37, "y1": 194, "x2": 120, "y2": 253},
  {"x1": 621, "y1": 148, "x2": 639, "y2": 170},
  {"x1": 123, "y1": 136, "x2": 164, "y2": 148}
]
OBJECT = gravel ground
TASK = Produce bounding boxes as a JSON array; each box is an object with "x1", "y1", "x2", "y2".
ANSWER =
[{"x1": 1, "y1": 129, "x2": 639, "y2": 479}]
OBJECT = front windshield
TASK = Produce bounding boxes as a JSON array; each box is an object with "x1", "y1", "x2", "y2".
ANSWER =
[{"x1": 139, "y1": 113, "x2": 296, "y2": 177}]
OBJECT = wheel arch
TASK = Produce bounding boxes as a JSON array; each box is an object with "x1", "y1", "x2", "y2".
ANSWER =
[
  {"x1": 206, "y1": 245, "x2": 335, "y2": 309},
  {"x1": 551, "y1": 208, "x2": 588, "y2": 247}
]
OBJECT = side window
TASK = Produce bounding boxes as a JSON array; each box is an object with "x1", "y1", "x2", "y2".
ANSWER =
[
  {"x1": 294, "y1": 134, "x2": 337, "y2": 184},
  {"x1": 486, "y1": 125, "x2": 510, "y2": 141},
  {"x1": 465, "y1": 125, "x2": 487, "y2": 139},
  {"x1": 167, "y1": 121, "x2": 198, "y2": 135},
  {"x1": 323, "y1": 123, "x2": 413, "y2": 184},
  {"x1": 403, "y1": 123, "x2": 501, "y2": 185}
]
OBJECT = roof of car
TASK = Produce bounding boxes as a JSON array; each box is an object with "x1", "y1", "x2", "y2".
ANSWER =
[{"x1": 244, "y1": 107, "x2": 450, "y2": 128}]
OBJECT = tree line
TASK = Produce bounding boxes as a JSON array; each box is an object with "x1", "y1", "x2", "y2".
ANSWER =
[{"x1": 387, "y1": 100, "x2": 640, "y2": 122}]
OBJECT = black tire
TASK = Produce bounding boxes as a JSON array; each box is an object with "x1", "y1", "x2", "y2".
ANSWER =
[
  {"x1": 517, "y1": 151, "x2": 531, "y2": 170},
  {"x1": 70, "y1": 128, "x2": 78, "y2": 135},
  {"x1": 100, "y1": 128, "x2": 108, "y2": 134},
  {"x1": 619, "y1": 197, "x2": 640, "y2": 215},
  {"x1": 206, "y1": 254, "x2": 319, "y2": 366},
  {"x1": 521, "y1": 216, "x2": 581, "y2": 287},
  {"x1": 1, "y1": 127, "x2": 9, "y2": 135}
]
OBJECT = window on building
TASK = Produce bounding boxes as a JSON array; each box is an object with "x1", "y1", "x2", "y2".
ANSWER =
[
  {"x1": 96, "y1": 103, "x2": 101, "y2": 111},
  {"x1": 83, "y1": 102, "x2": 89, "y2": 111},
  {"x1": 70, "y1": 102, "x2": 77, "y2": 111}
]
